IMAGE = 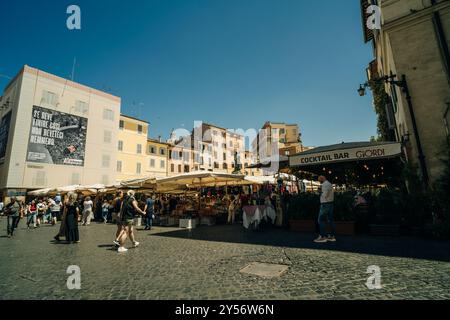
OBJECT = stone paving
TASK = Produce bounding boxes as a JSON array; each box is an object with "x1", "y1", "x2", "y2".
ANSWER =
[{"x1": 1, "y1": 216, "x2": 450, "y2": 300}]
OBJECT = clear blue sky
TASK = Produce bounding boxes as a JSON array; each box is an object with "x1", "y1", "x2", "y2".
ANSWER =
[{"x1": 0, "y1": 0, "x2": 377, "y2": 147}]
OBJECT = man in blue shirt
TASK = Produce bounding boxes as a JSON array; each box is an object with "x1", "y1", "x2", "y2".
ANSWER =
[{"x1": 144, "y1": 195, "x2": 155, "y2": 230}]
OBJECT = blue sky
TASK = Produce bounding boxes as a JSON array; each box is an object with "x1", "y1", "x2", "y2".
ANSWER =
[{"x1": 0, "y1": 0, "x2": 376, "y2": 147}]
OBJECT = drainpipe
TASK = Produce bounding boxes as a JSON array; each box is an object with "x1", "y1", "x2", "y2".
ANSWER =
[
  {"x1": 444, "y1": 103, "x2": 450, "y2": 139},
  {"x1": 431, "y1": 0, "x2": 450, "y2": 84}
]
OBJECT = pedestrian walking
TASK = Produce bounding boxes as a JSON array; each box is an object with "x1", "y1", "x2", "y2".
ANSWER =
[
  {"x1": 81, "y1": 196, "x2": 94, "y2": 226},
  {"x1": 64, "y1": 192, "x2": 80, "y2": 244},
  {"x1": 27, "y1": 200, "x2": 38, "y2": 229},
  {"x1": 49, "y1": 196, "x2": 61, "y2": 226},
  {"x1": 5, "y1": 197, "x2": 21, "y2": 238},
  {"x1": 101, "y1": 199, "x2": 109, "y2": 224},
  {"x1": 112, "y1": 191, "x2": 124, "y2": 247},
  {"x1": 117, "y1": 190, "x2": 145, "y2": 253},
  {"x1": 36, "y1": 199, "x2": 46, "y2": 226},
  {"x1": 227, "y1": 195, "x2": 238, "y2": 224},
  {"x1": 144, "y1": 195, "x2": 155, "y2": 230},
  {"x1": 314, "y1": 175, "x2": 336, "y2": 243}
]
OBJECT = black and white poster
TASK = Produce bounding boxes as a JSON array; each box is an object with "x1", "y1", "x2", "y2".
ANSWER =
[
  {"x1": 0, "y1": 111, "x2": 12, "y2": 160},
  {"x1": 26, "y1": 106, "x2": 88, "y2": 166}
]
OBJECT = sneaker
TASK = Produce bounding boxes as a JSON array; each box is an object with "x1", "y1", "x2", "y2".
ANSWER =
[
  {"x1": 133, "y1": 241, "x2": 140, "y2": 248},
  {"x1": 113, "y1": 240, "x2": 120, "y2": 247},
  {"x1": 314, "y1": 236, "x2": 328, "y2": 243},
  {"x1": 327, "y1": 236, "x2": 337, "y2": 242},
  {"x1": 118, "y1": 247, "x2": 128, "y2": 253}
]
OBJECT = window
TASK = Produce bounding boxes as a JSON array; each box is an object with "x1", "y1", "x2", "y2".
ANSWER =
[
  {"x1": 41, "y1": 90, "x2": 58, "y2": 106},
  {"x1": 137, "y1": 125, "x2": 143, "y2": 134},
  {"x1": 160, "y1": 160, "x2": 165, "y2": 169},
  {"x1": 150, "y1": 159, "x2": 155, "y2": 168},
  {"x1": 71, "y1": 173, "x2": 80, "y2": 185},
  {"x1": 137, "y1": 144, "x2": 142, "y2": 154},
  {"x1": 104, "y1": 130, "x2": 112, "y2": 143},
  {"x1": 118, "y1": 140, "x2": 123, "y2": 151},
  {"x1": 101, "y1": 175, "x2": 109, "y2": 185},
  {"x1": 171, "y1": 164, "x2": 175, "y2": 172},
  {"x1": 214, "y1": 151, "x2": 217, "y2": 159},
  {"x1": 223, "y1": 163, "x2": 228, "y2": 170},
  {"x1": 75, "y1": 100, "x2": 89, "y2": 114},
  {"x1": 34, "y1": 171, "x2": 46, "y2": 186},
  {"x1": 149, "y1": 145, "x2": 156, "y2": 154},
  {"x1": 279, "y1": 128, "x2": 285, "y2": 134},
  {"x1": 214, "y1": 162, "x2": 219, "y2": 169},
  {"x1": 184, "y1": 165, "x2": 190, "y2": 173},
  {"x1": 223, "y1": 153, "x2": 226, "y2": 161},
  {"x1": 229, "y1": 141, "x2": 233, "y2": 147},
  {"x1": 160, "y1": 148, "x2": 165, "y2": 156},
  {"x1": 119, "y1": 120, "x2": 124, "y2": 129},
  {"x1": 103, "y1": 109, "x2": 114, "y2": 121},
  {"x1": 178, "y1": 164, "x2": 182, "y2": 173},
  {"x1": 117, "y1": 161, "x2": 122, "y2": 172},
  {"x1": 102, "y1": 155, "x2": 111, "y2": 168},
  {"x1": 285, "y1": 150, "x2": 290, "y2": 156},
  {"x1": 136, "y1": 163, "x2": 142, "y2": 174}
]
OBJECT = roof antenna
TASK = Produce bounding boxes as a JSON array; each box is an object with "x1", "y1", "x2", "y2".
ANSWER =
[{"x1": 71, "y1": 57, "x2": 77, "y2": 82}]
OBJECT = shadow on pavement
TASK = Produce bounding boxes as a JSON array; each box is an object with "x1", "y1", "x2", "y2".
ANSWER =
[{"x1": 151, "y1": 224, "x2": 450, "y2": 263}]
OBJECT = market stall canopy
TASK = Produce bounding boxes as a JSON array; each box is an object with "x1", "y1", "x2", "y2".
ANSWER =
[
  {"x1": 119, "y1": 176, "x2": 157, "y2": 189},
  {"x1": 156, "y1": 171, "x2": 246, "y2": 190},
  {"x1": 28, "y1": 188, "x2": 55, "y2": 196},
  {"x1": 246, "y1": 155, "x2": 289, "y2": 170}
]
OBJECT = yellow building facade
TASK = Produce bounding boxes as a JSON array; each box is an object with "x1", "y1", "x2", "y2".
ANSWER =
[{"x1": 116, "y1": 115, "x2": 149, "y2": 181}]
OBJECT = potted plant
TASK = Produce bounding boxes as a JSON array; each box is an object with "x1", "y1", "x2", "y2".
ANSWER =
[
  {"x1": 369, "y1": 188, "x2": 403, "y2": 236},
  {"x1": 288, "y1": 193, "x2": 320, "y2": 233},
  {"x1": 332, "y1": 192, "x2": 356, "y2": 235}
]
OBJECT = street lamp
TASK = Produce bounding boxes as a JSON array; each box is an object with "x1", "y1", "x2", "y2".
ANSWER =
[{"x1": 358, "y1": 74, "x2": 429, "y2": 187}]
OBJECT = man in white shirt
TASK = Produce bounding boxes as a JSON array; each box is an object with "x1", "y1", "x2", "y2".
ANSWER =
[{"x1": 314, "y1": 175, "x2": 336, "y2": 243}]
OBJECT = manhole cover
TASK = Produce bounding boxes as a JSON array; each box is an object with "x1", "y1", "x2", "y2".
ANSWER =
[{"x1": 240, "y1": 262, "x2": 289, "y2": 278}]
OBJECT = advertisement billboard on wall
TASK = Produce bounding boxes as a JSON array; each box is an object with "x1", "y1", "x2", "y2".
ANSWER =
[
  {"x1": 26, "y1": 106, "x2": 88, "y2": 166},
  {"x1": 0, "y1": 111, "x2": 12, "y2": 161}
]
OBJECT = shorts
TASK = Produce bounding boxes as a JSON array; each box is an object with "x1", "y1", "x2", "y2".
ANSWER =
[
  {"x1": 51, "y1": 211, "x2": 59, "y2": 218},
  {"x1": 121, "y1": 219, "x2": 134, "y2": 226}
]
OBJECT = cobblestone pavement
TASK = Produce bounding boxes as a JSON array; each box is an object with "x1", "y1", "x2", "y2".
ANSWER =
[{"x1": 1, "y1": 216, "x2": 450, "y2": 300}]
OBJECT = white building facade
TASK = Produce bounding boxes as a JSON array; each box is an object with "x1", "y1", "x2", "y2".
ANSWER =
[{"x1": 0, "y1": 65, "x2": 121, "y2": 201}]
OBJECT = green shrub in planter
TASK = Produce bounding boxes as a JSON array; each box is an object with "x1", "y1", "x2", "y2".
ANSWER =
[
  {"x1": 372, "y1": 188, "x2": 404, "y2": 225},
  {"x1": 334, "y1": 192, "x2": 356, "y2": 222},
  {"x1": 287, "y1": 193, "x2": 320, "y2": 220}
]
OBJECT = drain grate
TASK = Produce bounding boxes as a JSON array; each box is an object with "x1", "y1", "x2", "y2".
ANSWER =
[{"x1": 240, "y1": 262, "x2": 289, "y2": 278}]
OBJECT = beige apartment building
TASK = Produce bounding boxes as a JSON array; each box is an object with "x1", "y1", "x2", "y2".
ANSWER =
[
  {"x1": 116, "y1": 115, "x2": 149, "y2": 181},
  {"x1": 193, "y1": 122, "x2": 247, "y2": 174},
  {"x1": 361, "y1": 0, "x2": 450, "y2": 184},
  {"x1": 0, "y1": 65, "x2": 121, "y2": 201},
  {"x1": 252, "y1": 122, "x2": 303, "y2": 162}
]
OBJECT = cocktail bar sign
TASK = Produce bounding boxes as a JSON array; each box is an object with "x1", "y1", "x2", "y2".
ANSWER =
[{"x1": 289, "y1": 143, "x2": 402, "y2": 167}]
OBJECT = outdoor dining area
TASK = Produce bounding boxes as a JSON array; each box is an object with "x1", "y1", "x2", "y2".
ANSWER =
[{"x1": 27, "y1": 171, "x2": 306, "y2": 231}]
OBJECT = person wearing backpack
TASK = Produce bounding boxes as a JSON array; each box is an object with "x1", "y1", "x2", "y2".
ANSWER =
[{"x1": 117, "y1": 190, "x2": 145, "y2": 253}]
